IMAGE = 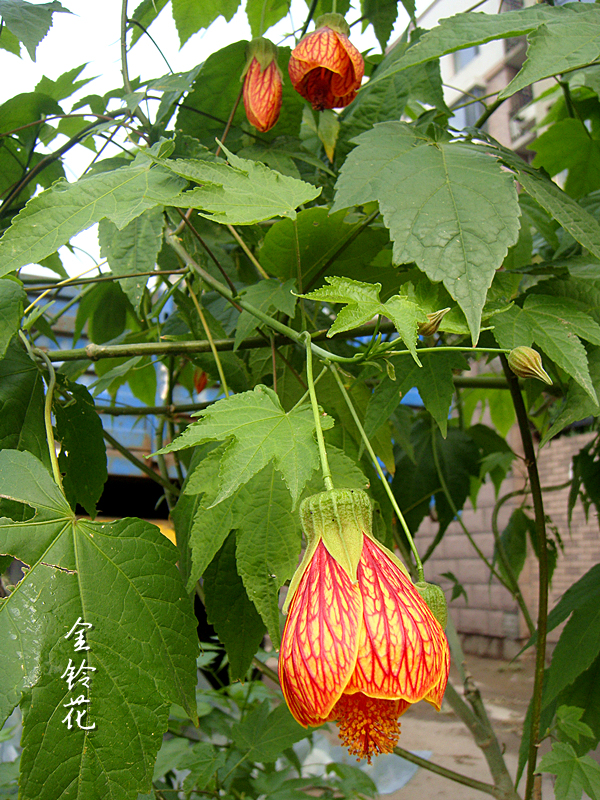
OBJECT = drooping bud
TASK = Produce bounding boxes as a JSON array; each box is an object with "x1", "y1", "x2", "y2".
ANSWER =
[
  {"x1": 415, "y1": 581, "x2": 448, "y2": 629},
  {"x1": 241, "y1": 38, "x2": 282, "y2": 132},
  {"x1": 418, "y1": 308, "x2": 451, "y2": 337},
  {"x1": 507, "y1": 346, "x2": 552, "y2": 385}
]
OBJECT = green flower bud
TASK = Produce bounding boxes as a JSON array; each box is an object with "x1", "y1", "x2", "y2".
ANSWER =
[
  {"x1": 417, "y1": 308, "x2": 451, "y2": 337},
  {"x1": 507, "y1": 346, "x2": 552, "y2": 385},
  {"x1": 415, "y1": 581, "x2": 448, "y2": 629}
]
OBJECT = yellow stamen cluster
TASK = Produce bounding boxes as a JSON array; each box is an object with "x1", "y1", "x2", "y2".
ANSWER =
[{"x1": 332, "y1": 693, "x2": 401, "y2": 763}]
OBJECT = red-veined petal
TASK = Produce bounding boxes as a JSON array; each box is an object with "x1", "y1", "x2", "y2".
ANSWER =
[
  {"x1": 345, "y1": 536, "x2": 449, "y2": 704},
  {"x1": 243, "y1": 58, "x2": 282, "y2": 132},
  {"x1": 279, "y1": 540, "x2": 363, "y2": 726},
  {"x1": 422, "y1": 635, "x2": 451, "y2": 711}
]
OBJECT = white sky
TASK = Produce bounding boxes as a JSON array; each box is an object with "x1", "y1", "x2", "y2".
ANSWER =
[{"x1": 0, "y1": 0, "x2": 418, "y2": 276}]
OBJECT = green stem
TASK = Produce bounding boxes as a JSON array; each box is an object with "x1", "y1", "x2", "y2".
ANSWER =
[
  {"x1": 304, "y1": 209, "x2": 380, "y2": 292},
  {"x1": 154, "y1": 419, "x2": 175, "y2": 512},
  {"x1": 559, "y1": 80, "x2": 576, "y2": 120},
  {"x1": 166, "y1": 229, "x2": 357, "y2": 364},
  {"x1": 328, "y1": 364, "x2": 424, "y2": 581},
  {"x1": 430, "y1": 419, "x2": 535, "y2": 630},
  {"x1": 166, "y1": 358, "x2": 185, "y2": 486},
  {"x1": 291, "y1": 365, "x2": 327, "y2": 410},
  {"x1": 102, "y1": 428, "x2": 180, "y2": 497},
  {"x1": 444, "y1": 618, "x2": 522, "y2": 800},
  {"x1": 491, "y1": 491, "x2": 536, "y2": 637},
  {"x1": 25, "y1": 269, "x2": 187, "y2": 293},
  {"x1": 38, "y1": 349, "x2": 63, "y2": 491},
  {"x1": 187, "y1": 280, "x2": 230, "y2": 397},
  {"x1": 474, "y1": 96, "x2": 505, "y2": 129},
  {"x1": 299, "y1": 0, "x2": 319, "y2": 37},
  {"x1": 96, "y1": 401, "x2": 210, "y2": 416},
  {"x1": 388, "y1": 346, "x2": 510, "y2": 357},
  {"x1": 215, "y1": 86, "x2": 243, "y2": 158},
  {"x1": 227, "y1": 224, "x2": 270, "y2": 279},
  {"x1": 393, "y1": 746, "x2": 498, "y2": 796},
  {"x1": 19, "y1": 332, "x2": 64, "y2": 490},
  {"x1": 500, "y1": 355, "x2": 548, "y2": 800},
  {"x1": 252, "y1": 657, "x2": 279, "y2": 683},
  {"x1": 120, "y1": 0, "x2": 150, "y2": 128},
  {"x1": 304, "y1": 334, "x2": 334, "y2": 491}
]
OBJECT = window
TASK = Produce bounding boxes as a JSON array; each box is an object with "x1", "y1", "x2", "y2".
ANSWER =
[
  {"x1": 453, "y1": 45, "x2": 480, "y2": 73},
  {"x1": 450, "y1": 86, "x2": 486, "y2": 130}
]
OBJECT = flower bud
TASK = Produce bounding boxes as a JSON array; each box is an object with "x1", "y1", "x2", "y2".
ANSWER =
[
  {"x1": 418, "y1": 308, "x2": 451, "y2": 337},
  {"x1": 507, "y1": 346, "x2": 552, "y2": 385},
  {"x1": 241, "y1": 38, "x2": 282, "y2": 132},
  {"x1": 415, "y1": 581, "x2": 448, "y2": 629}
]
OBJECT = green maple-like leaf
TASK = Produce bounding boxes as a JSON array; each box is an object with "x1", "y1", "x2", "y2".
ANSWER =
[
  {"x1": 234, "y1": 278, "x2": 297, "y2": 350},
  {"x1": 0, "y1": 149, "x2": 185, "y2": 276},
  {"x1": 246, "y1": 0, "x2": 290, "y2": 37},
  {"x1": 301, "y1": 276, "x2": 424, "y2": 364},
  {"x1": 98, "y1": 207, "x2": 165, "y2": 309},
  {"x1": 183, "y1": 445, "x2": 365, "y2": 647},
  {"x1": 366, "y1": 4, "x2": 566, "y2": 88},
  {"x1": 203, "y1": 531, "x2": 267, "y2": 680},
  {"x1": 364, "y1": 351, "x2": 467, "y2": 438},
  {"x1": 171, "y1": 0, "x2": 241, "y2": 46},
  {"x1": 332, "y1": 122, "x2": 520, "y2": 343},
  {"x1": 231, "y1": 701, "x2": 307, "y2": 763},
  {"x1": 542, "y1": 349, "x2": 600, "y2": 445},
  {"x1": 492, "y1": 294, "x2": 600, "y2": 402},
  {"x1": 538, "y1": 742, "x2": 600, "y2": 800},
  {"x1": 0, "y1": 0, "x2": 71, "y2": 60},
  {"x1": 0, "y1": 450, "x2": 198, "y2": 800},
  {"x1": 156, "y1": 385, "x2": 332, "y2": 507},
  {"x1": 149, "y1": 145, "x2": 322, "y2": 224},
  {"x1": 488, "y1": 141, "x2": 600, "y2": 262},
  {"x1": 0, "y1": 278, "x2": 25, "y2": 359},
  {"x1": 184, "y1": 451, "x2": 299, "y2": 647},
  {"x1": 529, "y1": 118, "x2": 600, "y2": 200},
  {"x1": 500, "y1": 5, "x2": 600, "y2": 100}
]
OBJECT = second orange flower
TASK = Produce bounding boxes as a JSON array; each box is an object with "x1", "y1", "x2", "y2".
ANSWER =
[{"x1": 288, "y1": 14, "x2": 364, "y2": 111}]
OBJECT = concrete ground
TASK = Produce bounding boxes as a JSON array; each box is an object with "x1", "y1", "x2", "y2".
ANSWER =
[{"x1": 374, "y1": 654, "x2": 556, "y2": 799}]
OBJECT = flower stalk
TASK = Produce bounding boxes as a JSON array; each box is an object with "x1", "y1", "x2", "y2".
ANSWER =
[
  {"x1": 328, "y1": 363, "x2": 425, "y2": 582},
  {"x1": 304, "y1": 333, "x2": 334, "y2": 491},
  {"x1": 19, "y1": 332, "x2": 64, "y2": 492},
  {"x1": 500, "y1": 354, "x2": 548, "y2": 800}
]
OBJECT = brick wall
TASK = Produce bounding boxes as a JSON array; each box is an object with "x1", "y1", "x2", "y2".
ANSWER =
[{"x1": 415, "y1": 430, "x2": 599, "y2": 657}]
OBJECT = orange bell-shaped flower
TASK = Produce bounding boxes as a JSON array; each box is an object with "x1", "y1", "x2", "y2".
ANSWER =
[
  {"x1": 288, "y1": 14, "x2": 364, "y2": 111},
  {"x1": 279, "y1": 489, "x2": 450, "y2": 762},
  {"x1": 242, "y1": 38, "x2": 283, "y2": 132}
]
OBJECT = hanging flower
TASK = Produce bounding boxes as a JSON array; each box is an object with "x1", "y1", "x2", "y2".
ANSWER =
[
  {"x1": 288, "y1": 14, "x2": 364, "y2": 111},
  {"x1": 279, "y1": 489, "x2": 450, "y2": 762},
  {"x1": 242, "y1": 38, "x2": 283, "y2": 132}
]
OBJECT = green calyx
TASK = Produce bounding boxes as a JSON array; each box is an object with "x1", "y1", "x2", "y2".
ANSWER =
[
  {"x1": 242, "y1": 37, "x2": 279, "y2": 77},
  {"x1": 301, "y1": 488, "x2": 371, "y2": 582},
  {"x1": 415, "y1": 581, "x2": 448, "y2": 629},
  {"x1": 507, "y1": 346, "x2": 552, "y2": 385},
  {"x1": 314, "y1": 13, "x2": 350, "y2": 36}
]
